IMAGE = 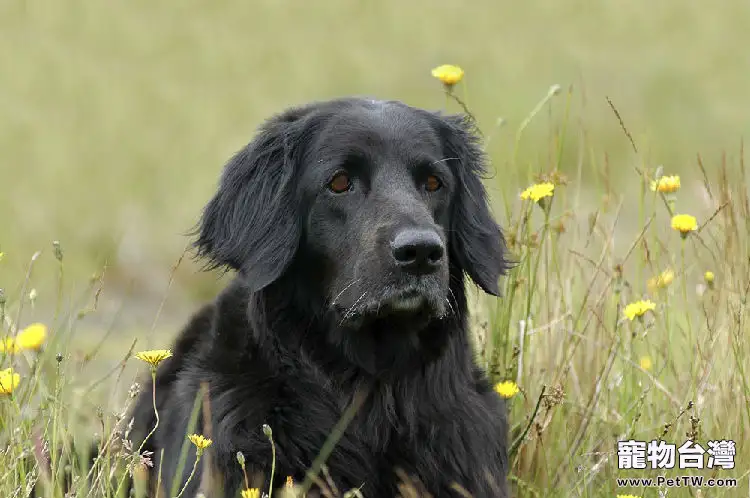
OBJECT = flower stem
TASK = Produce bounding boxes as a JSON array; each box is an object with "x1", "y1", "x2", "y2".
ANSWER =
[
  {"x1": 175, "y1": 453, "x2": 201, "y2": 498},
  {"x1": 112, "y1": 370, "x2": 160, "y2": 498},
  {"x1": 510, "y1": 385, "x2": 546, "y2": 458},
  {"x1": 139, "y1": 370, "x2": 160, "y2": 453},
  {"x1": 267, "y1": 429, "x2": 276, "y2": 498},
  {"x1": 680, "y1": 239, "x2": 695, "y2": 396}
]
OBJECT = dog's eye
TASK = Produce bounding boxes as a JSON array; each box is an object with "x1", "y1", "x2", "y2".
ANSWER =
[
  {"x1": 328, "y1": 172, "x2": 352, "y2": 193},
  {"x1": 425, "y1": 175, "x2": 442, "y2": 192}
]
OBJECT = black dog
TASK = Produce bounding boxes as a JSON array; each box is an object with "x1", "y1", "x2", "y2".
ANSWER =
[{"x1": 131, "y1": 97, "x2": 511, "y2": 497}]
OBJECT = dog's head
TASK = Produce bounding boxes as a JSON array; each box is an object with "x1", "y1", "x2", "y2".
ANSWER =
[{"x1": 195, "y1": 98, "x2": 509, "y2": 332}]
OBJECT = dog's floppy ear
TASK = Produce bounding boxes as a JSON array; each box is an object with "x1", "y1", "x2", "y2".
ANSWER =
[
  {"x1": 193, "y1": 107, "x2": 314, "y2": 293},
  {"x1": 436, "y1": 113, "x2": 510, "y2": 296}
]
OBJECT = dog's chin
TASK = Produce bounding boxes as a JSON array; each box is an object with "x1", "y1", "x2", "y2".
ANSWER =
[
  {"x1": 387, "y1": 292, "x2": 427, "y2": 313},
  {"x1": 334, "y1": 286, "x2": 447, "y2": 329}
]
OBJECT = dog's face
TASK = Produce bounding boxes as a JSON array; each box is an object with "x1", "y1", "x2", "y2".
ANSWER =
[
  {"x1": 195, "y1": 98, "x2": 508, "y2": 331},
  {"x1": 301, "y1": 103, "x2": 456, "y2": 326}
]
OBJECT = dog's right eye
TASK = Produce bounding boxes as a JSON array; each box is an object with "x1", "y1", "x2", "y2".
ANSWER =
[{"x1": 327, "y1": 172, "x2": 352, "y2": 193}]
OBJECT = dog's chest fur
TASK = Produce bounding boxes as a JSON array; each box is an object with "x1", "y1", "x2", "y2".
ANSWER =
[{"x1": 152, "y1": 281, "x2": 508, "y2": 498}]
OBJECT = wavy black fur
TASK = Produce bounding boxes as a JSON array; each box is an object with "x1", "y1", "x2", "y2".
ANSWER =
[{"x1": 131, "y1": 97, "x2": 511, "y2": 498}]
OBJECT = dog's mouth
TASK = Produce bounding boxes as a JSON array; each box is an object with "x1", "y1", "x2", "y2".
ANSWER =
[
  {"x1": 382, "y1": 288, "x2": 427, "y2": 313},
  {"x1": 334, "y1": 284, "x2": 447, "y2": 327}
]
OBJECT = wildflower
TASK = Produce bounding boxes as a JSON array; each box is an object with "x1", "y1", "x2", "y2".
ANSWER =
[
  {"x1": 704, "y1": 271, "x2": 715, "y2": 290},
  {"x1": 286, "y1": 476, "x2": 295, "y2": 488},
  {"x1": 0, "y1": 337, "x2": 17, "y2": 354},
  {"x1": 650, "y1": 175, "x2": 681, "y2": 193},
  {"x1": 494, "y1": 381, "x2": 520, "y2": 398},
  {"x1": 15, "y1": 323, "x2": 47, "y2": 351},
  {"x1": 647, "y1": 269, "x2": 675, "y2": 292},
  {"x1": 134, "y1": 349, "x2": 173, "y2": 368},
  {"x1": 138, "y1": 450, "x2": 154, "y2": 469},
  {"x1": 0, "y1": 367, "x2": 20, "y2": 395},
  {"x1": 671, "y1": 214, "x2": 698, "y2": 238},
  {"x1": 520, "y1": 182, "x2": 555, "y2": 203},
  {"x1": 241, "y1": 489, "x2": 261, "y2": 498},
  {"x1": 431, "y1": 64, "x2": 464, "y2": 87},
  {"x1": 0, "y1": 323, "x2": 48, "y2": 353},
  {"x1": 0, "y1": 251, "x2": 4, "y2": 262},
  {"x1": 639, "y1": 356, "x2": 653, "y2": 371},
  {"x1": 188, "y1": 434, "x2": 213, "y2": 455},
  {"x1": 623, "y1": 300, "x2": 656, "y2": 321}
]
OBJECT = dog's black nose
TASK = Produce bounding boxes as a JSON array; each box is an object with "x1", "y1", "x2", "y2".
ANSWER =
[{"x1": 391, "y1": 229, "x2": 445, "y2": 274}]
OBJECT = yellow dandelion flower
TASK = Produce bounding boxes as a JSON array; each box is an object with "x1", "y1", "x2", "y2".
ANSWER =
[
  {"x1": 188, "y1": 434, "x2": 213, "y2": 455},
  {"x1": 494, "y1": 380, "x2": 520, "y2": 398},
  {"x1": 285, "y1": 476, "x2": 294, "y2": 488},
  {"x1": 431, "y1": 64, "x2": 464, "y2": 87},
  {"x1": 241, "y1": 488, "x2": 261, "y2": 498},
  {"x1": 650, "y1": 175, "x2": 681, "y2": 193},
  {"x1": 0, "y1": 368, "x2": 20, "y2": 395},
  {"x1": 639, "y1": 356, "x2": 653, "y2": 371},
  {"x1": 704, "y1": 271, "x2": 715, "y2": 284},
  {"x1": 647, "y1": 269, "x2": 675, "y2": 292},
  {"x1": 520, "y1": 182, "x2": 555, "y2": 203},
  {"x1": 0, "y1": 336, "x2": 18, "y2": 354},
  {"x1": 623, "y1": 300, "x2": 656, "y2": 321},
  {"x1": 134, "y1": 349, "x2": 173, "y2": 368},
  {"x1": 0, "y1": 251, "x2": 4, "y2": 263},
  {"x1": 671, "y1": 214, "x2": 698, "y2": 236},
  {"x1": 15, "y1": 323, "x2": 47, "y2": 351}
]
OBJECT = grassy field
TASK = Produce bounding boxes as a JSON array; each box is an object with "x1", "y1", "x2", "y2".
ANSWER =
[{"x1": 1, "y1": 1, "x2": 750, "y2": 497}]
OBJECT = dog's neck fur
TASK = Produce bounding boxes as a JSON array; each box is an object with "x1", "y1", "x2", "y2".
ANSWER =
[
  {"x1": 263, "y1": 271, "x2": 476, "y2": 450},
  {"x1": 208, "y1": 263, "x2": 480, "y2": 442}
]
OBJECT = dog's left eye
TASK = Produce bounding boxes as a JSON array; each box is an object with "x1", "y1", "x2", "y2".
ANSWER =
[
  {"x1": 328, "y1": 172, "x2": 352, "y2": 193},
  {"x1": 424, "y1": 175, "x2": 442, "y2": 192}
]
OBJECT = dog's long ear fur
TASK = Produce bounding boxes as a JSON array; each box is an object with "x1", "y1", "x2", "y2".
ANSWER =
[
  {"x1": 193, "y1": 107, "x2": 314, "y2": 293},
  {"x1": 435, "y1": 113, "x2": 511, "y2": 296}
]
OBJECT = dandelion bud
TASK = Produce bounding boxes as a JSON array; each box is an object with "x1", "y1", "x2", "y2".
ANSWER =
[
  {"x1": 56, "y1": 353, "x2": 63, "y2": 363},
  {"x1": 704, "y1": 271, "x2": 715, "y2": 289},
  {"x1": 29, "y1": 289, "x2": 38, "y2": 304},
  {"x1": 52, "y1": 240, "x2": 63, "y2": 262},
  {"x1": 262, "y1": 424, "x2": 273, "y2": 440},
  {"x1": 236, "y1": 451, "x2": 246, "y2": 467}
]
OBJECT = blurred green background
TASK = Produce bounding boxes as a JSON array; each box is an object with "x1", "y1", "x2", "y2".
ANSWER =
[{"x1": 2, "y1": 0, "x2": 749, "y2": 339}]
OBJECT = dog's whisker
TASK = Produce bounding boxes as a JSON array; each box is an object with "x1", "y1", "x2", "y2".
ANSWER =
[
  {"x1": 447, "y1": 288, "x2": 462, "y2": 319},
  {"x1": 330, "y1": 279, "x2": 361, "y2": 307},
  {"x1": 339, "y1": 292, "x2": 368, "y2": 325},
  {"x1": 349, "y1": 291, "x2": 368, "y2": 311},
  {"x1": 444, "y1": 297, "x2": 456, "y2": 317},
  {"x1": 431, "y1": 156, "x2": 460, "y2": 166}
]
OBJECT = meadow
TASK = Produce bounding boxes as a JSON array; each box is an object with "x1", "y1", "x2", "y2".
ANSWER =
[{"x1": 1, "y1": 1, "x2": 750, "y2": 497}]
